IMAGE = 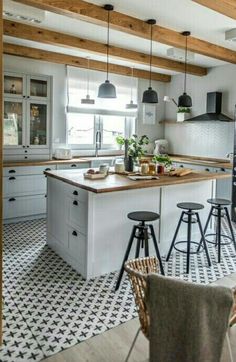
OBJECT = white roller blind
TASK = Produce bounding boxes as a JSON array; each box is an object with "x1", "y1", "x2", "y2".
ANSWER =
[{"x1": 67, "y1": 66, "x2": 137, "y2": 112}]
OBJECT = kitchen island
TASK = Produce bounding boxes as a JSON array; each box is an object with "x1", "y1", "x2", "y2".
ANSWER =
[{"x1": 45, "y1": 169, "x2": 230, "y2": 279}]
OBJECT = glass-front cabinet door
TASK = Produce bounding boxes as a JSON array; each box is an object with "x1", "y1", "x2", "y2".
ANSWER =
[
  {"x1": 4, "y1": 73, "x2": 25, "y2": 98},
  {"x1": 28, "y1": 76, "x2": 50, "y2": 100},
  {"x1": 4, "y1": 99, "x2": 25, "y2": 147},
  {"x1": 28, "y1": 101, "x2": 49, "y2": 147}
]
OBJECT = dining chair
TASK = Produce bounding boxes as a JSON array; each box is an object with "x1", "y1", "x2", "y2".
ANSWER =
[{"x1": 124, "y1": 256, "x2": 236, "y2": 362}]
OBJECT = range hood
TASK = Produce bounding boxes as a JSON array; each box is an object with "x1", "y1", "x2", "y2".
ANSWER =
[{"x1": 186, "y1": 92, "x2": 233, "y2": 122}]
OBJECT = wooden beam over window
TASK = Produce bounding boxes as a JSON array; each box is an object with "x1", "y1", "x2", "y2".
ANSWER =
[
  {"x1": 193, "y1": 0, "x2": 236, "y2": 21},
  {"x1": 3, "y1": 42, "x2": 172, "y2": 82},
  {"x1": 12, "y1": 0, "x2": 236, "y2": 64},
  {"x1": 3, "y1": 20, "x2": 207, "y2": 76}
]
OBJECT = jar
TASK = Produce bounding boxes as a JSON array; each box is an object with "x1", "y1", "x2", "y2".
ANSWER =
[
  {"x1": 157, "y1": 165, "x2": 165, "y2": 174},
  {"x1": 149, "y1": 163, "x2": 156, "y2": 175},
  {"x1": 114, "y1": 159, "x2": 125, "y2": 173},
  {"x1": 141, "y1": 163, "x2": 149, "y2": 174}
]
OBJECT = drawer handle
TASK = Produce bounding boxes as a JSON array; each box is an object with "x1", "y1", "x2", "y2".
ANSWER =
[
  {"x1": 205, "y1": 168, "x2": 210, "y2": 172},
  {"x1": 9, "y1": 198, "x2": 16, "y2": 202},
  {"x1": 9, "y1": 170, "x2": 16, "y2": 174},
  {"x1": 9, "y1": 176, "x2": 16, "y2": 180},
  {"x1": 71, "y1": 164, "x2": 77, "y2": 167},
  {"x1": 73, "y1": 200, "x2": 78, "y2": 206},
  {"x1": 221, "y1": 168, "x2": 226, "y2": 172},
  {"x1": 180, "y1": 165, "x2": 184, "y2": 168},
  {"x1": 45, "y1": 168, "x2": 51, "y2": 171},
  {"x1": 73, "y1": 190, "x2": 78, "y2": 195},
  {"x1": 72, "y1": 231, "x2": 77, "y2": 236}
]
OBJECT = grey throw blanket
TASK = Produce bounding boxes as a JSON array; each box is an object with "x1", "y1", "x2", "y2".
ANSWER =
[{"x1": 146, "y1": 274, "x2": 233, "y2": 362}]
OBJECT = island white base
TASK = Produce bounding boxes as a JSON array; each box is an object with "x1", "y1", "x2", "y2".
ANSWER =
[{"x1": 47, "y1": 177, "x2": 215, "y2": 279}]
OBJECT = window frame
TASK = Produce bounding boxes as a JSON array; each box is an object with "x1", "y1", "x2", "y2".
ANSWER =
[{"x1": 66, "y1": 106, "x2": 136, "y2": 150}]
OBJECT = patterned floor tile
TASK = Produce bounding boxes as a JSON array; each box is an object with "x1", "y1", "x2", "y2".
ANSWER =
[{"x1": 2, "y1": 217, "x2": 236, "y2": 361}]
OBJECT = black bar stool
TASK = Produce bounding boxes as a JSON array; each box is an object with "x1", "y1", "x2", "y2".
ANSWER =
[
  {"x1": 115, "y1": 211, "x2": 164, "y2": 291},
  {"x1": 166, "y1": 202, "x2": 211, "y2": 274},
  {"x1": 197, "y1": 198, "x2": 236, "y2": 263}
]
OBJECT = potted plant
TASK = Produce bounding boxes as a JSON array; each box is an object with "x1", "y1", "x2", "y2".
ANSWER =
[
  {"x1": 177, "y1": 107, "x2": 191, "y2": 122},
  {"x1": 152, "y1": 154, "x2": 172, "y2": 174},
  {"x1": 116, "y1": 134, "x2": 149, "y2": 171}
]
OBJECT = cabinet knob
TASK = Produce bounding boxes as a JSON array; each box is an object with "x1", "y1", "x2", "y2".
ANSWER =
[
  {"x1": 73, "y1": 190, "x2": 78, "y2": 196},
  {"x1": 9, "y1": 198, "x2": 16, "y2": 202},
  {"x1": 26, "y1": 145, "x2": 29, "y2": 148},
  {"x1": 25, "y1": 150, "x2": 28, "y2": 153},
  {"x1": 22, "y1": 145, "x2": 25, "y2": 148},
  {"x1": 27, "y1": 96, "x2": 30, "y2": 99},
  {"x1": 25, "y1": 156, "x2": 28, "y2": 159},
  {"x1": 8, "y1": 176, "x2": 16, "y2": 180},
  {"x1": 72, "y1": 230, "x2": 77, "y2": 236},
  {"x1": 71, "y1": 164, "x2": 77, "y2": 168},
  {"x1": 8, "y1": 170, "x2": 16, "y2": 174},
  {"x1": 73, "y1": 200, "x2": 78, "y2": 206}
]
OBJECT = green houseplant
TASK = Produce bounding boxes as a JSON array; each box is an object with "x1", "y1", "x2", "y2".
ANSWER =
[
  {"x1": 152, "y1": 154, "x2": 172, "y2": 169},
  {"x1": 177, "y1": 106, "x2": 191, "y2": 122}
]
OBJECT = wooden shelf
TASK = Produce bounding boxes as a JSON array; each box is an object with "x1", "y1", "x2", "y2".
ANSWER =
[{"x1": 159, "y1": 120, "x2": 184, "y2": 124}]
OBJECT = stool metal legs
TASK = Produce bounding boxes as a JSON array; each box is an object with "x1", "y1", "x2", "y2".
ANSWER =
[
  {"x1": 115, "y1": 225, "x2": 137, "y2": 291},
  {"x1": 115, "y1": 223, "x2": 164, "y2": 291},
  {"x1": 225, "y1": 207, "x2": 236, "y2": 252},
  {"x1": 166, "y1": 210, "x2": 211, "y2": 274}
]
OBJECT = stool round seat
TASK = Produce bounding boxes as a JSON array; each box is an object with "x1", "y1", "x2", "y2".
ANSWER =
[
  {"x1": 207, "y1": 198, "x2": 231, "y2": 206},
  {"x1": 177, "y1": 202, "x2": 204, "y2": 211},
  {"x1": 128, "y1": 211, "x2": 159, "y2": 222}
]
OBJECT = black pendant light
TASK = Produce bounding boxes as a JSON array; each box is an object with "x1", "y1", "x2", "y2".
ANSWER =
[
  {"x1": 126, "y1": 67, "x2": 137, "y2": 109},
  {"x1": 142, "y1": 19, "x2": 158, "y2": 104},
  {"x1": 178, "y1": 31, "x2": 192, "y2": 108},
  {"x1": 98, "y1": 4, "x2": 116, "y2": 98},
  {"x1": 81, "y1": 57, "x2": 95, "y2": 104}
]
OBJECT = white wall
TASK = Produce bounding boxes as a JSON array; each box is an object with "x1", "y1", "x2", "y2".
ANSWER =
[
  {"x1": 4, "y1": 55, "x2": 67, "y2": 148},
  {"x1": 164, "y1": 64, "x2": 236, "y2": 158},
  {"x1": 137, "y1": 78, "x2": 166, "y2": 153}
]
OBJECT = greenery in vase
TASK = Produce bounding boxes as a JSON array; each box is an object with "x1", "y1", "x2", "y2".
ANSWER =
[
  {"x1": 177, "y1": 107, "x2": 191, "y2": 113},
  {"x1": 115, "y1": 134, "x2": 149, "y2": 161},
  {"x1": 152, "y1": 154, "x2": 172, "y2": 168}
]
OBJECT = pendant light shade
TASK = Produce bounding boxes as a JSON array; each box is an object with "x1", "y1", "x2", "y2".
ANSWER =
[
  {"x1": 142, "y1": 19, "x2": 158, "y2": 104},
  {"x1": 81, "y1": 57, "x2": 95, "y2": 104},
  {"x1": 126, "y1": 67, "x2": 137, "y2": 109},
  {"x1": 178, "y1": 31, "x2": 192, "y2": 108},
  {"x1": 98, "y1": 4, "x2": 116, "y2": 98}
]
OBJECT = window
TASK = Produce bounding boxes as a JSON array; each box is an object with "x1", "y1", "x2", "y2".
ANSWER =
[{"x1": 66, "y1": 66, "x2": 137, "y2": 149}]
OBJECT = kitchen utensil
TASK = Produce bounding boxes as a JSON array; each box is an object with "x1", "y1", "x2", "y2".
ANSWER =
[{"x1": 169, "y1": 168, "x2": 192, "y2": 177}]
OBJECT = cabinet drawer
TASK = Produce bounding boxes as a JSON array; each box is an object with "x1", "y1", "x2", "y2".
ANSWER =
[
  {"x1": 66, "y1": 184, "x2": 88, "y2": 203},
  {"x1": 4, "y1": 165, "x2": 56, "y2": 176},
  {"x1": 4, "y1": 154, "x2": 51, "y2": 162},
  {"x1": 56, "y1": 162, "x2": 90, "y2": 170},
  {"x1": 3, "y1": 175, "x2": 46, "y2": 197},
  {"x1": 4, "y1": 194, "x2": 46, "y2": 219},
  {"x1": 67, "y1": 197, "x2": 88, "y2": 234},
  {"x1": 67, "y1": 226, "x2": 86, "y2": 276}
]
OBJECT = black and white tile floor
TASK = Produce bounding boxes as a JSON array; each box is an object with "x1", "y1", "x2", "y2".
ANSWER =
[{"x1": 1, "y1": 218, "x2": 236, "y2": 362}]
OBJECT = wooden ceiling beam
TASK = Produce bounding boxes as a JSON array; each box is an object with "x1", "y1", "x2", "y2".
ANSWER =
[
  {"x1": 3, "y1": 42, "x2": 171, "y2": 82},
  {"x1": 3, "y1": 20, "x2": 207, "y2": 76},
  {"x1": 192, "y1": 0, "x2": 236, "y2": 21},
  {"x1": 12, "y1": 0, "x2": 236, "y2": 64}
]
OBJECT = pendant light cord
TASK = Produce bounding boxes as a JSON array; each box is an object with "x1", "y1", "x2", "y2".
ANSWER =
[
  {"x1": 149, "y1": 23, "x2": 153, "y2": 88},
  {"x1": 106, "y1": 9, "x2": 110, "y2": 81},
  {"x1": 87, "y1": 57, "x2": 90, "y2": 95},
  {"x1": 184, "y1": 34, "x2": 187, "y2": 93}
]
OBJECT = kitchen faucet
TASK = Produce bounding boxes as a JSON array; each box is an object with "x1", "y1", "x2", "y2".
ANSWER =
[{"x1": 95, "y1": 129, "x2": 101, "y2": 157}]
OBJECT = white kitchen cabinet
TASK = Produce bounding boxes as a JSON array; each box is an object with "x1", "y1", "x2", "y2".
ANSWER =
[
  {"x1": 3, "y1": 164, "x2": 56, "y2": 222},
  {"x1": 4, "y1": 71, "x2": 51, "y2": 161}
]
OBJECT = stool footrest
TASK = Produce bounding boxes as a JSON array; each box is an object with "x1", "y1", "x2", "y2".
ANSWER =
[
  {"x1": 174, "y1": 240, "x2": 204, "y2": 255},
  {"x1": 205, "y1": 233, "x2": 233, "y2": 246}
]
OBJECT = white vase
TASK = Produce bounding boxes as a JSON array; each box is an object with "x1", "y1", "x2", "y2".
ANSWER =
[{"x1": 177, "y1": 112, "x2": 190, "y2": 122}]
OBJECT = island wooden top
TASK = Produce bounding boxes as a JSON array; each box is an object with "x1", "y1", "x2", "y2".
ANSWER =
[{"x1": 45, "y1": 169, "x2": 231, "y2": 194}]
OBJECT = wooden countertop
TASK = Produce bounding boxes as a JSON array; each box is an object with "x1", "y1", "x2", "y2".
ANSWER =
[
  {"x1": 3, "y1": 158, "x2": 92, "y2": 167},
  {"x1": 45, "y1": 169, "x2": 230, "y2": 194},
  {"x1": 170, "y1": 155, "x2": 232, "y2": 169}
]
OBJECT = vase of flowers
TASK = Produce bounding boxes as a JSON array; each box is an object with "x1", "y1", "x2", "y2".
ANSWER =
[
  {"x1": 152, "y1": 154, "x2": 172, "y2": 174},
  {"x1": 116, "y1": 134, "x2": 149, "y2": 172}
]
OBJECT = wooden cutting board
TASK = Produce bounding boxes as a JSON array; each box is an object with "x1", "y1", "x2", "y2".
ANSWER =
[{"x1": 169, "y1": 168, "x2": 193, "y2": 177}]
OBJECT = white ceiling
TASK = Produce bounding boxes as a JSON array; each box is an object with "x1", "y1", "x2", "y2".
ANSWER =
[{"x1": 4, "y1": 0, "x2": 236, "y2": 75}]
